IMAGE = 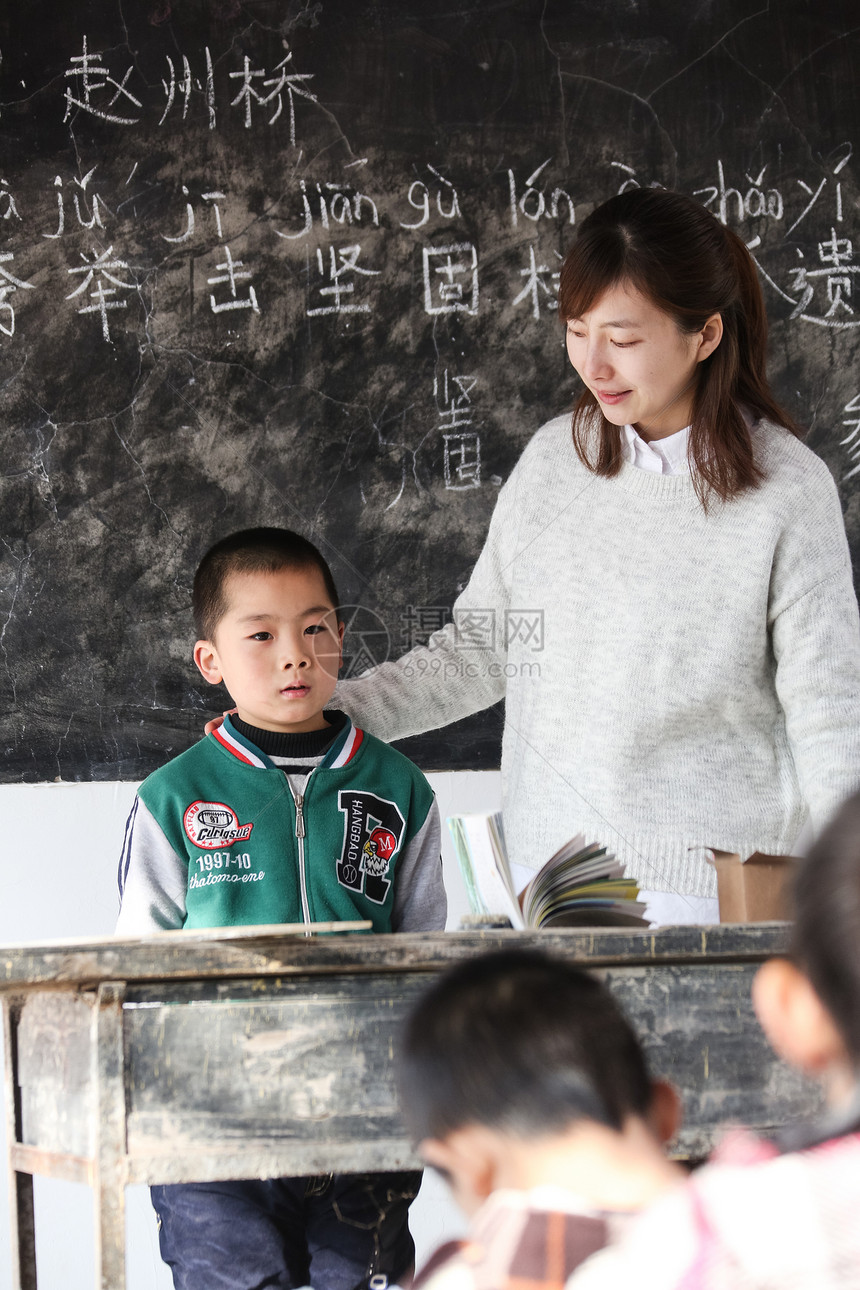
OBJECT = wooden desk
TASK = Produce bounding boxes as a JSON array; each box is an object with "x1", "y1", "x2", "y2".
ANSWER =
[{"x1": 2, "y1": 923, "x2": 819, "y2": 1290}]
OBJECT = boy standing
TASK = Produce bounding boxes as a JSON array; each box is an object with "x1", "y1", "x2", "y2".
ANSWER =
[
  {"x1": 397, "y1": 949, "x2": 683, "y2": 1290},
  {"x1": 117, "y1": 527, "x2": 446, "y2": 1290}
]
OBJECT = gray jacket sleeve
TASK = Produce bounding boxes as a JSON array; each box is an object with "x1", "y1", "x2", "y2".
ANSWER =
[
  {"x1": 391, "y1": 797, "x2": 446, "y2": 932},
  {"x1": 116, "y1": 795, "x2": 188, "y2": 935}
]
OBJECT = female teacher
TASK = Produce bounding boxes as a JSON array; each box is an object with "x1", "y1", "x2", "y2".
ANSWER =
[{"x1": 342, "y1": 187, "x2": 860, "y2": 916}]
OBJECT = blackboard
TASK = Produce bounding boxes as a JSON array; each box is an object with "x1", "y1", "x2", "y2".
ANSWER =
[{"x1": 2, "y1": 0, "x2": 860, "y2": 781}]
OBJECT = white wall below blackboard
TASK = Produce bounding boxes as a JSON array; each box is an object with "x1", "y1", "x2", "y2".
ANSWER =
[{"x1": 0, "y1": 772, "x2": 498, "y2": 1290}]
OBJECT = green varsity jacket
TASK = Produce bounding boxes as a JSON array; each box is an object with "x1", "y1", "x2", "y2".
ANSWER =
[{"x1": 117, "y1": 715, "x2": 444, "y2": 934}]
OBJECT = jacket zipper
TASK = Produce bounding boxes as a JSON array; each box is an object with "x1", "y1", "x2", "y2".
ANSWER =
[{"x1": 287, "y1": 774, "x2": 312, "y2": 935}]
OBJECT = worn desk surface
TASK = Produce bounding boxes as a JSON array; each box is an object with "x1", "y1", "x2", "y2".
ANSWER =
[
  {"x1": 2, "y1": 923, "x2": 817, "y2": 1289},
  {"x1": 0, "y1": 918, "x2": 796, "y2": 988}
]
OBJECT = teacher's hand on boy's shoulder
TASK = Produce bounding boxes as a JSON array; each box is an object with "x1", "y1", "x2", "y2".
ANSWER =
[{"x1": 204, "y1": 708, "x2": 237, "y2": 735}]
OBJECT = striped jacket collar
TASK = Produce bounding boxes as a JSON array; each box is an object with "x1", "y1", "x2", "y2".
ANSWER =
[{"x1": 210, "y1": 713, "x2": 365, "y2": 771}]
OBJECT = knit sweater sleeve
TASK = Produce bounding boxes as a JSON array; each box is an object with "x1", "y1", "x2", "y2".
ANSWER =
[
  {"x1": 334, "y1": 450, "x2": 525, "y2": 742},
  {"x1": 770, "y1": 463, "x2": 860, "y2": 835}
]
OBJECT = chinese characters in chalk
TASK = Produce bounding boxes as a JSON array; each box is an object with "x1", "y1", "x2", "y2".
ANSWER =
[
  {"x1": 435, "y1": 371, "x2": 481, "y2": 490},
  {"x1": 66, "y1": 246, "x2": 137, "y2": 343},
  {"x1": 790, "y1": 229, "x2": 860, "y2": 328},
  {"x1": 513, "y1": 244, "x2": 562, "y2": 319},
  {"x1": 63, "y1": 37, "x2": 142, "y2": 126},
  {"x1": 307, "y1": 245, "x2": 379, "y2": 316},
  {"x1": 229, "y1": 50, "x2": 318, "y2": 143},
  {"x1": 423, "y1": 245, "x2": 478, "y2": 315},
  {"x1": 840, "y1": 394, "x2": 860, "y2": 480},
  {"x1": 0, "y1": 254, "x2": 35, "y2": 337},
  {"x1": 60, "y1": 36, "x2": 318, "y2": 141}
]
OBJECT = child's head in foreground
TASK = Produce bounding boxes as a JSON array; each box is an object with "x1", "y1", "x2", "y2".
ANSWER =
[
  {"x1": 192, "y1": 526, "x2": 343, "y2": 735},
  {"x1": 397, "y1": 949, "x2": 680, "y2": 1215},
  {"x1": 754, "y1": 787, "x2": 860, "y2": 1113}
]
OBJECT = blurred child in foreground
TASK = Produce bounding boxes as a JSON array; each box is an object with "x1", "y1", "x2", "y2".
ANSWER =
[
  {"x1": 396, "y1": 949, "x2": 683, "y2": 1290},
  {"x1": 569, "y1": 788, "x2": 860, "y2": 1290}
]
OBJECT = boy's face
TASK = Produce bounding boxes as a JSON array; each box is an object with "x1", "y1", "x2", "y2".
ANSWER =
[{"x1": 193, "y1": 565, "x2": 344, "y2": 733}]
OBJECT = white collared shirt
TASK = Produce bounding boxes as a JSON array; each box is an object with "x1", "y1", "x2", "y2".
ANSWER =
[{"x1": 622, "y1": 422, "x2": 690, "y2": 475}]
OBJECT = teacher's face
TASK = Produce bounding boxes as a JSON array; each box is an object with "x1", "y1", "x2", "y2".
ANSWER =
[{"x1": 564, "y1": 282, "x2": 721, "y2": 440}]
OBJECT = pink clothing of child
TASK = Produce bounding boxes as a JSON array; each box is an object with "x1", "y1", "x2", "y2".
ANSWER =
[{"x1": 568, "y1": 1129, "x2": 860, "y2": 1290}]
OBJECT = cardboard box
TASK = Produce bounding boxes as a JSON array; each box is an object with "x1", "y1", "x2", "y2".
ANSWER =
[{"x1": 708, "y1": 850, "x2": 796, "y2": 923}]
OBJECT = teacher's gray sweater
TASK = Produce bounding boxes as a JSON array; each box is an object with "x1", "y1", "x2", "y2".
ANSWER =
[{"x1": 336, "y1": 414, "x2": 860, "y2": 896}]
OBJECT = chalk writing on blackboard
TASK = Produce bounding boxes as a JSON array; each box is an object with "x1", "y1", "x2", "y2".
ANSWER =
[
  {"x1": 1, "y1": 152, "x2": 859, "y2": 345},
  {"x1": 513, "y1": 245, "x2": 563, "y2": 319},
  {"x1": 694, "y1": 162, "x2": 785, "y2": 226},
  {"x1": 2, "y1": 3, "x2": 859, "y2": 785},
  {"x1": 612, "y1": 147, "x2": 860, "y2": 332},
  {"x1": 43, "y1": 169, "x2": 110, "y2": 239},
  {"x1": 841, "y1": 395, "x2": 860, "y2": 480},
  {"x1": 507, "y1": 160, "x2": 575, "y2": 228},
  {"x1": 163, "y1": 186, "x2": 194, "y2": 244},
  {"x1": 0, "y1": 253, "x2": 34, "y2": 337},
  {"x1": 66, "y1": 247, "x2": 137, "y2": 342},
  {"x1": 64, "y1": 37, "x2": 142, "y2": 126},
  {"x1": 436, "y1": 372, "x2": 477, "y2": 431},
  {"x1": 307, "y1": 245, "x2": 380, "y2": 316},
  {"x1": 229, "y1": 50, "x2": 317, "y2": 140},
  {"x1": 60, "y1": 36, "x2": 320, "y2": 140},
  {"x1": 277, "y1": 181, "x2": 381, "y2": 241},
  {"x1": 615, "y1": 149, "x2": 852, "y2": 239},
  {"x1": 209, "y1": 246, "x2": 260, "y2": 316},
  {"x1": 788, "y1": 229, "x2": 860, "y2": 329},
  {"x1": 400, "y1": 166, "x2": 461, "y2": 229},
  {"x1": 444, "y1": 433, "x2": 481, "y2": 490},
  {"x1": 436, "y1": 371, "x2": 481, "y2": 492},
  {"x1": 423, "y1": 244, "x2": 479, "y2": 315},
  {"x1": 0, "y1": 179, "x2": 21, "y2": 222},
  {"x1": 159, "y1": 48, "x2": 216, "y2": 129}
]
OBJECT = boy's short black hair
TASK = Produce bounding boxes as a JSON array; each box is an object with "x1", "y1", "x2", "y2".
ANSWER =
[
  {"x1": 193, "y1": 527, "x2": 340, "y2": 641},
  {"x1": 791, "y1": 788, "x2": 860, "y2": 1066},
  {"x1": 397, "y1": 949, "x2": 653, "y2": 1142}
]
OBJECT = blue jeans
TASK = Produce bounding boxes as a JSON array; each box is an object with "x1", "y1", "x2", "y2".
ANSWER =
[{"x1": 150, "y1": 1172, "x2": 422, "y2": 1290}]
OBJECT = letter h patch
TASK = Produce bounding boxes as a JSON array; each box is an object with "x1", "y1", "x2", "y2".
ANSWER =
[{"x1": 336, "y1": 791, "x2": 405, "y2": 904}]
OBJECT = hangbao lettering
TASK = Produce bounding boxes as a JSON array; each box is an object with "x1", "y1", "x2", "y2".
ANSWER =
[
  {"x1": 336, "y1": 791, "x2": 405, "y2": 902},
  {"x1": 347, "y1": 797, "x2": 365, "y2": 867}
]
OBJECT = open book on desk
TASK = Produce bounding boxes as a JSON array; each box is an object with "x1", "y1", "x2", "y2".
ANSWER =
[{"x1": 448, "y1": 812, "x2": 648, "y2": 929}]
